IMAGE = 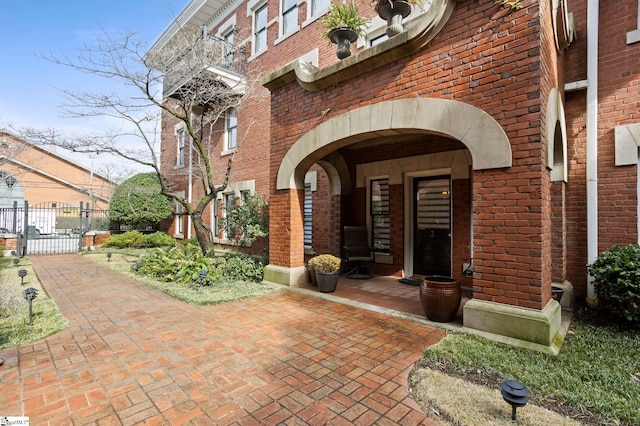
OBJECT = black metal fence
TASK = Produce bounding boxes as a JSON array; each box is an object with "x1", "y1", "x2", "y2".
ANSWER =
[{"x1": 0, "y1": 201, "x2": 109, "y2": 255}]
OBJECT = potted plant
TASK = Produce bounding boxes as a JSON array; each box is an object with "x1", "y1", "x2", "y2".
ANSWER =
[
  {"x1": 308, "y1": 254, "x2": 342, "y2": 292},
  {"x1": 373, "y1": 0, "x2": 421, "y2": 37},
  {"x1": 321, "y1": 1, "x2": 370, "y2": 59}
]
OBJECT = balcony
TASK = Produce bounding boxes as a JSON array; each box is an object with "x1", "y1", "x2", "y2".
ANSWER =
[{"x1": 161, "y1": 35, "x2": 247, "y2": 102}]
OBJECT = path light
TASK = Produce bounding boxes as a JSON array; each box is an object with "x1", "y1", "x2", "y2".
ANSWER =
[
  {"x1": 13, "y1": 257, "x2": 19, "y2": 267},
  {"x1": 501, "y1": 380, "x2": 530, "y2": 422},
  {"x1": 23, "y1": 287, "x2": 39, "y2": 326},
  {"x1": 107, "y1": 252, "x2": 112, "y2": 262},
  {"x1": 18, "y1": 269, "x2": 27, "y2": 285},
  {"x1": 198, "y1": 269, "x2": 208, "y2": 288}
]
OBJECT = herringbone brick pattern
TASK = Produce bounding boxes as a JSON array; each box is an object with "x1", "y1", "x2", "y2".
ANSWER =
[{"x1": 0, "y1": 254, "x2": 446, "y2": 425}]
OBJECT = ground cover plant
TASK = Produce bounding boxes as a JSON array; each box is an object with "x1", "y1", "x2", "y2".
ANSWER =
[
  {"x1": 0, "y1": 256, "x2": 68, "y2": 350},
  {"x1": 82, "y1": 244, "x2": 279, "y2": 305},
  {"x1": 415, "y1": 308, "x2": 640, "y2": 425}
]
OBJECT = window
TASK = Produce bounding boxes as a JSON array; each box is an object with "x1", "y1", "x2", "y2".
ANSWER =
[
  {"x1": 253, "y1": 4, "x2": 268, "y2": 54},
  {"x1": 304, "y1": 183, "x2": 312, "y2": 247},
  {"x1": 175, "y1": 203, "x2": 184, "y2": 235},
  {"x1": 281, "y1": 0, "x2": 298, "y2": 35},
  {"x1": 223, "y1": 29, "x2": 234, "y2": 68},
  {"x1": 370, "y1": 33, "x2": 388, "y2": 46},
  {"x1": 370, "y1": 179, "x2": 390, "y2": 253},
  {"x1": 223, "y1": 193, "x2": 236, "y2": 239},
  {"x1": 310, "y1": 0, "x2": 329, "y2": 17},
  {"x1": 225, "y1": 108, "x2": 238, "y2": 150},
  {"x1": 176, "y1": 127, "x2": 186, "y2": 166}
]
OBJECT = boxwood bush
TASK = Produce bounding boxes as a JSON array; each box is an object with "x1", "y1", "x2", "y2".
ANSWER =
[
  {"x1": 104, "y1": 231, "x2": 176, "y2": 248},
  {"x1": 588, "y1": 244, "x2": 640, "y2": 325}
]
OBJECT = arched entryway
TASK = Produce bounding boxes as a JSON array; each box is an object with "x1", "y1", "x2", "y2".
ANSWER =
[{"x1": 265, "y1": 98, "x2": 512, "y2": 287}]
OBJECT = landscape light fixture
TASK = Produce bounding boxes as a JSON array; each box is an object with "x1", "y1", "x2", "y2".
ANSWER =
[
  {"x1": 18, "y1": 269, "x2": 27, "y2": 285},
  {"x1": 107, "y1": 252, "x2": 112, "y2": 262},
  {"x1": 501, "y1": 380, "x2": 530, "y2": 422},
  {"x1": 198, "y1": 269, "x2": 208, "y2": 288},
  {"x1": 23, "y1": 287, "x2": 39, "y2": 325},
  {"x1": 13, "y1": 257, "x2": 19, "y2": 267}
]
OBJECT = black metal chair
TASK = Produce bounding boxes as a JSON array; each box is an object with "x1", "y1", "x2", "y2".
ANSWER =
[{"x1": 343, "y1": 226, "x2": 373, "y2": 279}]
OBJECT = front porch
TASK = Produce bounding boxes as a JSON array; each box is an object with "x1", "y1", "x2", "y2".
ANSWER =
[
  {"x1": 285, "y1": 273, "x2": 572, "y2": 354},
  {"x1": 294, "y1": 274, "x2": 471, "y2": 329}
]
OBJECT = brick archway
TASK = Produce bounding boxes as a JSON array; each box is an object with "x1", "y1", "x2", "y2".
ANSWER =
[{"x1": 276, "y1": 98, "x2": 512, "y2": 191}]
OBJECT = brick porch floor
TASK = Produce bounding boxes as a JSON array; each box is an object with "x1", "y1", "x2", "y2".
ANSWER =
[{"x1": 0, "y1": 255, "x2": 448, "y2": 425}]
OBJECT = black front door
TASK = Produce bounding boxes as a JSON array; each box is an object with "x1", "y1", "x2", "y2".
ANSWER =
[{"x1": 413, "y1": 176, "x2": 451, "y2": 276}]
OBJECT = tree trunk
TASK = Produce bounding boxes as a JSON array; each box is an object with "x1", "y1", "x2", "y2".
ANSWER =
[{"x1": 191, "y1": 211, "x2": 215, "y2": 256}]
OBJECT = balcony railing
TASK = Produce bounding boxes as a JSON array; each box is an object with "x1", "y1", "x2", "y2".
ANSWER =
[{"x1": 162, "y1": 35, "x2": 247, "y2": 100}]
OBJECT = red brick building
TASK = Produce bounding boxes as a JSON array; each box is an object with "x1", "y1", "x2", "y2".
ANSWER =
[
  {"x1": 0, "y1": 130, "x2": 114, "y2": 212},
  {"x1": 151, "y1": 0, "x2": 640, "y2": 352}
]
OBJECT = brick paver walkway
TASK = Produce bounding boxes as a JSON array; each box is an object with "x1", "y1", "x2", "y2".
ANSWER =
[{"x1": 0, "y1": 254, "x2": 446, "y2": 425}]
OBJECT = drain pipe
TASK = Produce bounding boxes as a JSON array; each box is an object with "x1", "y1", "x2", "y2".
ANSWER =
[{"x1": 586, "y1": 0, "x2": 599, "y2": 300}]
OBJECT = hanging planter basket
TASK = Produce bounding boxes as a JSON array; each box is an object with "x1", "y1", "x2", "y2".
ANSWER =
[{"x1": 375, "y1": 0, "x2": 412, "y2": 37}]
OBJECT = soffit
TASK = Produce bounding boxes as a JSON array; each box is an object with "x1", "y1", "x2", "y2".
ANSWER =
[{"x1": 149, "y1": 0, "x2": 228, "y2": 54}]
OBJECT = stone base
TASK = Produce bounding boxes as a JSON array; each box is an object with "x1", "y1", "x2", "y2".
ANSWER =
[
  {"x1": 263, "y1": 264, "x2": 308, "y2": 287},
  {"x1": 463, "y1": 299, "x2": 564, "y2": 355}
]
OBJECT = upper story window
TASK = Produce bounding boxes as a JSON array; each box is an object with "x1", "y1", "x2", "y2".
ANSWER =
[
  {"x1": 370, "y1": 33, "x2": 388, "y2": 46},
  {"x1": 281, "y1": 0, "x2": 298, "y2": 36},
  {"x1": 223, "y1": 29, "x2": 235, "y2": 68},
  {"x1": 309, "y1": 0, "x2": 330, "y2": 17},
  {"x1": 253, "y1": 3, "x2": 268, "y2": 54},
  {"x1": 225, "y1": 108, "x2": 238, "y2": 151},
  {"x1": 176, "y1": 127, "x2": 186, "y2": 167}
]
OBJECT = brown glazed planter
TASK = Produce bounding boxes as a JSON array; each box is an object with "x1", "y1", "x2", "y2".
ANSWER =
[{"x1": 420, "y1": 275, "x2": 461, "y2": 322}]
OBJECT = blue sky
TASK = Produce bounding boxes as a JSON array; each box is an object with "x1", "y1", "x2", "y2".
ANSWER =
[{"x1": 0, "y1": 1, "x2": 189, "y2": 170}]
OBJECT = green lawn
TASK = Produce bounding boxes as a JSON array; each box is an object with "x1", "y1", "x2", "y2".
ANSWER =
[
  {"x1": 418, "y1": 310, "x2": 640, "y2": 425},
  {"x1": 0, "y1": 257, "x2": 68, "y2": 350}
]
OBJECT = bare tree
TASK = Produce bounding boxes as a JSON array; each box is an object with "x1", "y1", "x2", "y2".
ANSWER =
[{"x1": 31, "y1": 28, "x2": 259, "y2": 255}]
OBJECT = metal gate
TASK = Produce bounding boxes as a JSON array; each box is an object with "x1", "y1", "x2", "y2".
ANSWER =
[{"x1": 0, "y1": 201, "x2": 109, "y2": 255}]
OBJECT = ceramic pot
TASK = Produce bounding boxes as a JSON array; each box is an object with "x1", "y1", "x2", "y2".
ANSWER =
[
  {"x1": 316, "y1": 272, "x2": 339, "y2": 293},
  {"x1": 420, "y1": 275, "x2": 461, "y2": 322},
  {"x1": 329, "y1": 27, "x2": 358, "y2": 59}
]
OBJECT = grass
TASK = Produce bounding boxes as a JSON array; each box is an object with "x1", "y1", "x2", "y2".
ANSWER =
[
  {"x1": 0, "y1": 256, "x2": 68, "y2": 350},
  {"x1": 415, "y1": 311, "x2": 640, "y2": 425},
  {"x1": 81, "y1": 247, "x2": 281, "y2": 305}
]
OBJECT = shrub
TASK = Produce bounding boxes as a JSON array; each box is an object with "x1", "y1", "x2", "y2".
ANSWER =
[
  {"x1": 104, "y1": 231, "x2": 175, "y2": 248},
  {"x1": 219, "y1": 253, "x2": 264, "y2": 282},
  {"x1": 104, "y1": 231, "x2": 146, "y2": 248},
  {"x1": 308, "y1": 254, "x2": 342, "y2": 274},
  {"x1": 143, "y1": 232, "x2": 176, "y2": 248},
  {"x1": 0, "y1": 278, "x2": 26, "y2": 317},
  {"x1": 588, "y1": 244, "x2": 640, "y2": 324},
  {"x1": 133, "y1": 243, "x2": 221, "y2": 286}
]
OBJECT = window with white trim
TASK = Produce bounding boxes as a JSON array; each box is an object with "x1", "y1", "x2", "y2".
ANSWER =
[
  {"x1": 176, "y1": 127, "x2": 186, "y2": 166},
  {"x1": 253, "y1": 3, "x2": 268, "y2": 54},
  {"x1": 370, "y1": 179, "x2": 390, "y2": 253},
  {"x1": 225, "y1": 108, "x2": 238, "y2": 151},
  {"x1": 281, "y1": 0, "x2": 298, "y2": 36},
  {"x1": 175, "y1": 203, "x2": 184, "y2": 235},
  {"x1": 370, "y1": 33, "x2": 388, "y2": 46},
  {"x1": 309, "y1": 0, "x2": 330, "y2": 17},
  {"x1": 223, "y1": 192, "x2": 236, "y2": 239}
]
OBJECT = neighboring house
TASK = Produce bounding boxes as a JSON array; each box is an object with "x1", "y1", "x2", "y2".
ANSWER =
[
  {"x1": 0, "y1": 130, "x2": 115, "y2": 229},
  {"x1": 151, "y1": 0, "x2": 640, "y2": 353}
]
